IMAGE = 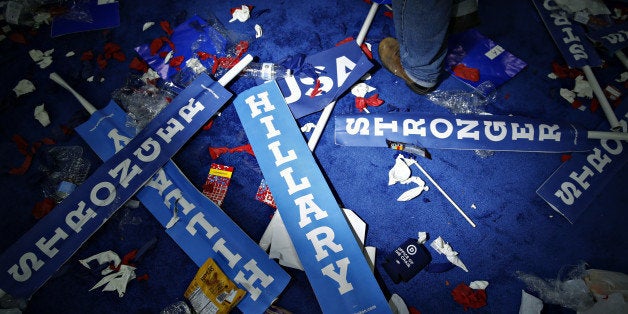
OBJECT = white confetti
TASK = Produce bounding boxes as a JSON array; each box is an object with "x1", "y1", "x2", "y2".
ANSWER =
[{"x1": 13, "y1": 79, "x2": 35, "y2": 97}]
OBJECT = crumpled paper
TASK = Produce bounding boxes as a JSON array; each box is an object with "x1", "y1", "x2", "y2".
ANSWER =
[
  {"x1": 430, "y1": 236, "x2": 469, "y2": 272},
  {"x1": 79, "y1": 250, "x2": 136, "y2": 297}
]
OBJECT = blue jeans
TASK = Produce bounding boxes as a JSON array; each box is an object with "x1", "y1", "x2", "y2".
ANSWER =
[{"x1": 392, "y1": 0, "x2": 453, "y2": 88}]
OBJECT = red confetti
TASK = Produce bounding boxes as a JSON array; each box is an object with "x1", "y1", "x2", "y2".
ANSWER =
[
  {"x1": 97, "y1": 54, "x2": 108, "y2": 69},
  {"x1": 169, "y1": 55, "x2": 185, "y2": 68},
  {"x1": 202, "y1": 119, "x2": 214, "y2": 131},
  {"x1": 571, "y1": 99, "x2": 583, "y2": 109},
  {"x1": 136, "y1": 274, "x2": 150, "y2": 281},
  {"x1": 408, "y1": 307, "x2": 421, "y2": 314},
  {"x1": 159, "y1": 51, "x2": 170, "y2": 59},
  {"x1": 561, "y1": 154, "x2": 572, "y2": 162},
  {"x1": 113, "y1": 51, "x2": 126, "y2": 62},
  {"x1": 208, "y1": 144, "x2": 254, "y2": 159},
  {"x1": 129, "y1": 57, "x2": 149, "y2": 72},
  {"x1": 355, "y1": 94, "x2": 384, "y2": 112},
  {"x1": 590, "y1": 98, "x2": 599, "y2": 112},
  {"x1": 234, "y1": 40, "x2": 249, "y2": 58},
  {"x1": 451, "y1": 283, "x2": 487, "y2": 310},
  {"x1": 160, "y1": 20, "x2": 174, "y2": 36},
  {"x1": 8, "y1": 135, "x2": 54, "y2": 175},
  {"x1": 216, "y1": 56, "x2": 240, "y2": 70},
  {"x1": 383, "y1": 11, "x2": 393, "y2": 18},
  {"x1": 453, "y1": 63, "x2": 480, "y2": 82},
  {"x1": 310, "y1": 79, "x2": 323, "y2": 98},
  {"x1": 551, "y1": 61, "x2": 582, "y2": 79},
  {"x1": 336, "y1": 37, "x2": 372, "y2": 59},
  {"x1": 8, "y1": 32, "x2": 26, "y2": 44},
  {"x1": 81, "y1": 50, "x2": 94, "y2": 61},
  {"x1": 103, "y1": 42, "x2": 122, "y2": 59},
  {"x1": 161, "y1": 36, "x2": 176, "y2": 51},
  {"x1": 32, "y1": 198, "x2": 56, "y2": 219},
  {"x1": 149, "y1": 38, "x2": 163, "y2": 55},
  {"x1": 197, "y1": 51, "x2": 212, "y2": 60}
]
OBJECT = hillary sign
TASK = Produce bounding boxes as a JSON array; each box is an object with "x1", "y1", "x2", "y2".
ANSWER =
[
  {"x1": 335, "y1": 113, "x2": 595, "y2": 152},
  {"x1": 0, "y1": 74, "x2": 230, "y2": 299},
  {"x1": 234, "y1": 82, "x2": 391, "y2": 314},
  {"x1": 76, "y1": 99, "x2": 290, "y2": 313}
]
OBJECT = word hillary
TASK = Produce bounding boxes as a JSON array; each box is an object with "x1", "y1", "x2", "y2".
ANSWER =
[
  {"x1": 344, "y1": 116, "x2": 563, "y2": 142},
  {"x1": 6, "y1": 98, "x2": 205, "y2": 284},
  {"x1": 243, "y1": 91, "x2": 354, "y2": 295}
]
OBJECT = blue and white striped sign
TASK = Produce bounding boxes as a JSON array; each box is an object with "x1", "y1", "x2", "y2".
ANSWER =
[
  {"x1": 335, "y1": 113, "x2": 595, "y2": 152},
  {"x1": 234, "y1": 82, "x2": 391, "y2": 314}
]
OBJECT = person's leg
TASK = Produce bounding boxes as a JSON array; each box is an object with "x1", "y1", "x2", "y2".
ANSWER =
[{"x1": 392, "y1": 0, "x2": 453, "y2": 88}]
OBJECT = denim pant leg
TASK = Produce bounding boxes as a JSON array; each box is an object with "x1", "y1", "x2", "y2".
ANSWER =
[{"x1": 392, "y1": 0, "x2": 453, "y2": 87}]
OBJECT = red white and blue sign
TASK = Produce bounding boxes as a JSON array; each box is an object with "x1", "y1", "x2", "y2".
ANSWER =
[
  {"x1": 277, "y1": 41, "x2": 373, "y2": 119},
  {"x1": 335, "y1": 113, "x2": 596, "y2": 152},
  {"x1": 234, "y1": 82, "x2": 391, "y2": 314}
]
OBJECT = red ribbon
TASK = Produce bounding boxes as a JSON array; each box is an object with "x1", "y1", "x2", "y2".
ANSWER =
[
  {"x1": 208, "y1": 144, "x2": 255, "y2": 159},
  {"x1": 8, "y1": 134, "x2": 54, "y2": 175},
  {"x1": 355, "y1": 94, "x2": 384, "y2": 112}
]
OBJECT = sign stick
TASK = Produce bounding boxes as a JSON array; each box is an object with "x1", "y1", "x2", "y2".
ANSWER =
[
  {"x1": 307, "y1": 2, "x2": 379, "y2": 151},
  {"x1": 405, "y1": 157, "x2": 476, "y2": 228}
]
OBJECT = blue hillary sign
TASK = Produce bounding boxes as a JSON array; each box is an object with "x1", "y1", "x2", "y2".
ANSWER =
[
  {"x1": 335, "y1": 113, "x2": 595, "y2": 152},
  {"x1": 75, "y1": 99, "x2": 290, "y2": 313},
  {"x1": 532, "y1": 0, "x2": 601, "y2": 68},
  {"x1": 277, "y1": 41, "x2": 373, "y2": 119},
  {"x1": 234, "y1": 82, "x2": 391, "y2": 314},
  {"x1": 537, "y1": 103, "x2": 628, "y2": 223},
  {"x1": 0, "y1": 74, "x2": 230, "y2": 299}
]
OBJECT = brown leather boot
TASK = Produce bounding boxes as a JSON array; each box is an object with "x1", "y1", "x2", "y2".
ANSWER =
[{"x1": 378, "y1": 37, "x2": 436, "y2": 95}]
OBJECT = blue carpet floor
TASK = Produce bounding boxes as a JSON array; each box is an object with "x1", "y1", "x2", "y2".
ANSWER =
[{"x1": 0, "y1": 0, "x2": 626, "y2": 313}]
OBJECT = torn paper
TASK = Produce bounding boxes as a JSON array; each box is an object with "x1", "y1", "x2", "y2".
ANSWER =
[{"x1": 430, "y1": 236, "x2": 469, "y2": 272}]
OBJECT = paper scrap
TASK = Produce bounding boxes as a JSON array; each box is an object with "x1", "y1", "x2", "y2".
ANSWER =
[
  {"x1": 34, "y1": 104, "x2": 50, "y2": 127},
  {"x1": 469, "y1": 280, "x2": 489, "y2": 290},
  {"x1": 430, "y1": 236, "x2": 469, "y2": 272},
  {"x1": 142, "y1": 21, "x2": 155, "y2": 31},
  {"x1": 13, "y1": 79, "x2": 35, "y2": 97},
  {"x1": 351, "y1": 82, "x2": 376, "y2": 98},
  {"x1": 89, "y1": 264, "x2": 136, "y2": 297},
  {"x1": 255, "y1": 24, "x2": 262, "y2": 38},
  {"x1": 230, "y1": 5, "x2": 251, "y2": 23},
  {"x1": 519, "y1": 290, "x2": 543, "y2": 314}
]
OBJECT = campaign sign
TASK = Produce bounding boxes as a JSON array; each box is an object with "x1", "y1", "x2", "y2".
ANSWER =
[
  {"x1": 76, "y1": 101, "x2": 290, "y2": 312},
  {"x1": 588, "y1": 23, "x2": 628, "y2": 55},
  {"x1": 335, "y1": 113, "x2": 595, "y2": 152},
  {"x1": 532, "y1": 0, "x2": 602, "y2": 68},
  {"x1": 0, "y1": 74, "x2": 229, "y2": 299},
  {"x1": 537, "y1": 104, "x2": 628, "y2": 223},
  {"x1": 277, "y1": 41, "x2": 373, "y2": 119},
  {"x1": 234, "y1": 82, "x2": 391, "y2": 314}
]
